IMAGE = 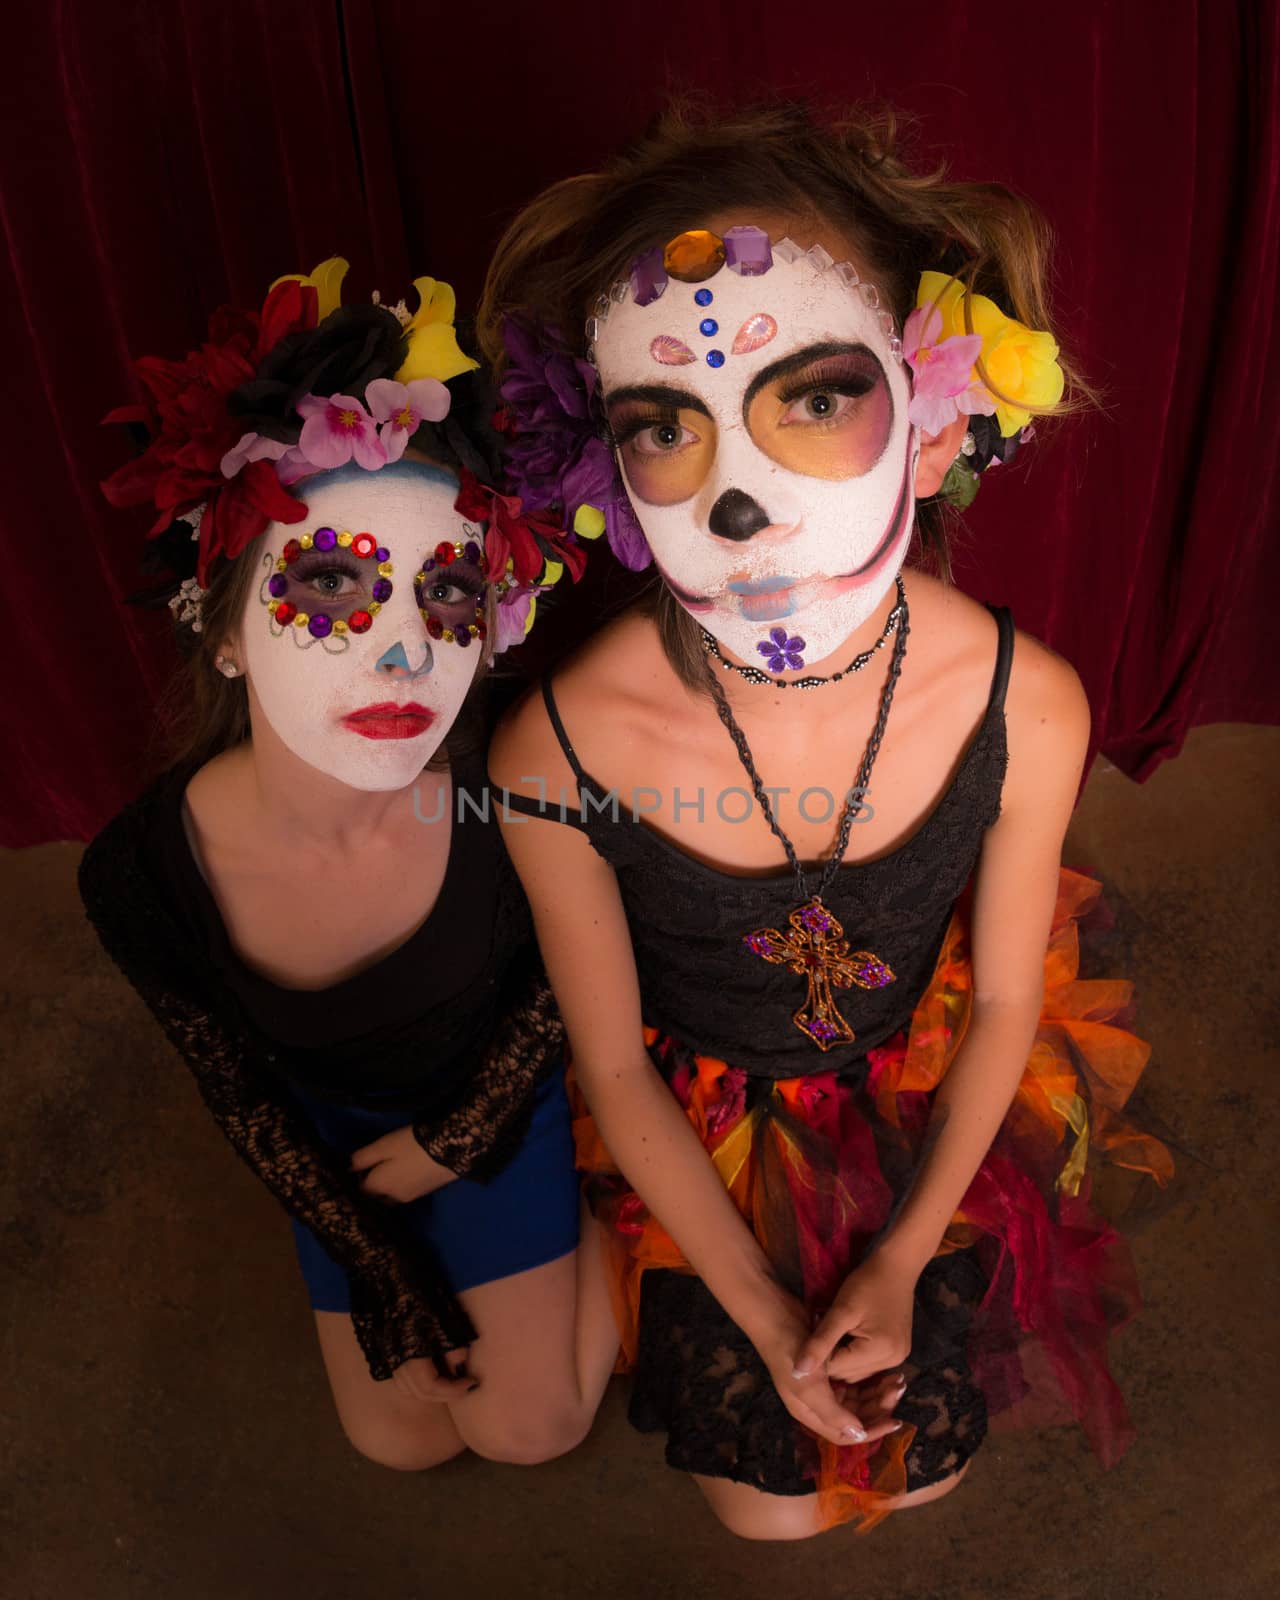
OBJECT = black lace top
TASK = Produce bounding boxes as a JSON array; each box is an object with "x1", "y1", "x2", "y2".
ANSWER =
[
  {"x1": 77, "y1": 743, "x2": 564, "y2": 1379},
  {"x1": 503, "y1": 606, "x2": 1012, "y2": 1077}
]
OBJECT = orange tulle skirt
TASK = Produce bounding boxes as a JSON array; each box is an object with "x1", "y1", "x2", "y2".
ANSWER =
[{"x1": 568, "y1": 867, "x2": 1173, "y2": 1534}]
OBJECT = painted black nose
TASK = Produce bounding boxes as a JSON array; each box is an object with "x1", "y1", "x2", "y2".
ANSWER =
[{"x1": 708, "y1": 488, "x2": 771, "y2": 542}]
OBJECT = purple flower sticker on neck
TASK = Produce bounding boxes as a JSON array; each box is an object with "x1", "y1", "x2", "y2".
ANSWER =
[{"x1": 758, "y1": 628, "x2": 806, "y2": 672}]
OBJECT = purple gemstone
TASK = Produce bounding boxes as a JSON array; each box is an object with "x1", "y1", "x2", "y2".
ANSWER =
[
  {"x1": 371, "y1": 578, "x2": 393, "y2": 603},
  {"x1": 745, "y1": 934, "x2": 773, "y2": 956},
  {"x1": 808, "y1": 1019, "x2": 837, "y2": 1042},
  {"x1": 454, "y1": 627, "x2": 472, "y2": 647},
  {"x1": 723, "y1": 225, "x2": 773, "y2": 277},
  {"x1": 268, "y1": 574, "x2": 287, "y2": 598},
  {"x1": 308, "y1": 612, "x2": 333, "y2": 638},
  {"x1": 313, "y1": 527, "x2": 337, "y2": 552},
  {"x1": 800, "y1": 907, "x2": 830, "y2": 934},
  {"x1": 464, "y1": 540, "x2": 481, "y2": 563},
  {"x1": 629, "y1": 246, "x2": 668, "y2": 307},
  {"x1": 375, "y1": 546, "x2": 390, "y2": 562}
]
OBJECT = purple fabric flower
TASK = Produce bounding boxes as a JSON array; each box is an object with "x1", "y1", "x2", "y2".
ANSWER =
[
  {"x1": 757, "y1": 627, "x2": 806, "y2": 673},
  {"x1": 500, "y1": 317, "x2": 653, "y2": 572}
]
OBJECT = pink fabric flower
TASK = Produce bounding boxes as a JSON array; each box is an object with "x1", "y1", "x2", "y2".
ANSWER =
[
  {"x1": 902, "y1": 304, "x2": 993, "y2": 436},
  {"x1": 219, "y1": 430, "x2": 290, "y2": 479},
  {"x1": 492, "y1": 587, "x2": 534, "y2": 653},
  {"x1": 294, "y1": 392, "x2": 387, "y2": 472},
  {"x1": 365, "y1": 376, "x2": 451, "y2": 462}
]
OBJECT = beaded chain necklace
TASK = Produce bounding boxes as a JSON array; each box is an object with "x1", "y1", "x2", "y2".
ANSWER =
[
  {"x1": 700, "y1": 574, "x2": 907, "y2": 689},
  {"x1": 701, "y1": 589, "x2": 910, "y2": 1052}
]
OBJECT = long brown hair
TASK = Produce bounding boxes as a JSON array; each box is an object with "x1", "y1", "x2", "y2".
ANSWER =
[{"x1": 479, "y1": 98, "x2": 1090, "y2": 681}]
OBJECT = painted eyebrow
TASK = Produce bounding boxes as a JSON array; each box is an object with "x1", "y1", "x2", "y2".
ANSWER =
[
  {"x1": 741, "y1": 340, "x2": 884, "y2": 417},
  {"x1": 603, "y1": 383, "x2": 714, "y2": 420}
]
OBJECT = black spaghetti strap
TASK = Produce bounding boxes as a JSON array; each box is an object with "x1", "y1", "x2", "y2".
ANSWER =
[
  {"x1": 540, "y1": 677, "x2": 589, "y2": 786},
  {"x1": 984, "y1": 605, "x2": 1015, "y2": 715}
]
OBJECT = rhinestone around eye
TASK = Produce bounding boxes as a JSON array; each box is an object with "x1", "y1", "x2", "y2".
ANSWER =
[{"x1": 313, "y1": 527, "x2": 337, "y2": 552}]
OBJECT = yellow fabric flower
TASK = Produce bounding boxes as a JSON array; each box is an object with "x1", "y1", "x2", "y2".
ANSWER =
[
  {"x1": 915, "y1": 271, "x2": 1065, "y2": 437},
  {"x1": 395, "y1": 277, "x2": 479, "y2": 384},
  {"x1": 271, "y1": 256, "x2": 349, "y2": 319}
]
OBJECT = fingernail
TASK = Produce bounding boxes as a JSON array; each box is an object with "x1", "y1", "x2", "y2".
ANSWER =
[
  {"x1": 888, "y1": 1420, "x2": 904, "y2": 1431},
  {"x1": 841, "y1": 1425, "x2": 867, "y2": 1442},
  {"x1": 791, "y1": 1363, "x2": 814, "y2": 1379},
  {"x1": 893, "y1": 1374, "x2": 907, "y2": 1389}
]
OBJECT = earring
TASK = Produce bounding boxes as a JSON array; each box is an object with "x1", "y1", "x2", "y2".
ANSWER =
[{"x1": 215, "y1": 654, "x2": 241, "y2": 678}]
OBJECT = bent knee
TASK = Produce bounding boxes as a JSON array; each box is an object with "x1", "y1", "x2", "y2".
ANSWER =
[
  {"x1": 341, "y1": 1419, "x2": 466, "y2": 1473},
  {"x1": 463, "y1": 1407, "x2": 592, "y2": 1467},
  {"x1": 708, "y1": 1503, "x2": 822, "y2": 1543}
]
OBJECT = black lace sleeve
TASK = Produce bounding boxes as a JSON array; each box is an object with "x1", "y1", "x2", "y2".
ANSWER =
[
  {"x1": 412, "y1": 971, "x2": 564, "y2": 1183},
  {"x1": 77, "y1": 827, "x2": 476, "y2": 1381}
]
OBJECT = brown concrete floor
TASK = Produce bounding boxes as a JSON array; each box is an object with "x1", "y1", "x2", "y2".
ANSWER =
[{"x1": 3, "y1": 724, "x2": 1277, "y2": 1600}]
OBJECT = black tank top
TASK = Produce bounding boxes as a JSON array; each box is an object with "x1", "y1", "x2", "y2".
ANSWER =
[{"x1": 504, "y1": 606, "x2": 1013, "y2": 1077}]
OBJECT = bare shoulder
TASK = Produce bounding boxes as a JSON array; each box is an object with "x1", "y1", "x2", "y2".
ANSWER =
[{"x1": 489, "y1": 607, "x2": 667, "y2": 795}]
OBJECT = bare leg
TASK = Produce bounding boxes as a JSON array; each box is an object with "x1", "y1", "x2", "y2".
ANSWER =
[
  {"x1": 693, "y1": 1460, "x2": 971, "y2": 1542},
  {"x1": 310, "y1": 1200, "x2": 617, "y2": 1471},
  {"x1": 313, "y1": 1311, "x2": 467, "y2": 1471}
]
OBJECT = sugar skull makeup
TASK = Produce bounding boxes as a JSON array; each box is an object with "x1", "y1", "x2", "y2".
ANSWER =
[
  {"x1": 241, "y1": 461, "x2": 487, "y2": 790},
  {"x1": 591, "y1": 229, "x2": 918, "y2": 672}
]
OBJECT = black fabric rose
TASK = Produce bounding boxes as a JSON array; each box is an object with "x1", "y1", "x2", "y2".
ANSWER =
[{"x1": 227, "y1": 305, "x2": 408, "y2": 442}]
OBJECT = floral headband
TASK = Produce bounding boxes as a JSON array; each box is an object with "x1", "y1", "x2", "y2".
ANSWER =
[{"x1": 103, "y1": 258, "x2": 593, "y2": 652}]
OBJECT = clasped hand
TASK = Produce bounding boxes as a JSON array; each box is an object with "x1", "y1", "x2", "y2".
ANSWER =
[
  {"x1": 349, "y1": 1125, "x2": 458, "y2": 1204},
  {"x1": 758, "y1": 1254, "x2": 918, "y2": 1448}
]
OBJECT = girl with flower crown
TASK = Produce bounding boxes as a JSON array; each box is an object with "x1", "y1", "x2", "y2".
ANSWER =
[
  {"x1": 482, "y1": 103, "x2": 1171, "y2": 1537},
  {"x1": 79, "y1": 260, "x2": 619, "y2": 1470}
]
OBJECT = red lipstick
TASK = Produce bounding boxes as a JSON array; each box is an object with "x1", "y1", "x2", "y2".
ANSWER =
[{"x1": 341, "y1": 702, "x2": 437, "y2": 741}]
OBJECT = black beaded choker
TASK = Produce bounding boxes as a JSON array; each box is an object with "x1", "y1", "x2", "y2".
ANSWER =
[{"x1": 699, "y1": 574, "x2": 907, "y2": 688}]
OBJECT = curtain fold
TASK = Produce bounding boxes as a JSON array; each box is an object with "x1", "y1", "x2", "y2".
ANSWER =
[{"x1": 2, "y1": 0, "x2": 1274, "y2": 845}]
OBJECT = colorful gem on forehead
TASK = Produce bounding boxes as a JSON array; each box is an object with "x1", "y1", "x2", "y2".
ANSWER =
[
  {"x1": 723, "y1": 225, "x2": 773, "y2": 276},
  {"x1": 698, "y1": 318, "x2": 718, "y2": 337},
  {"x1": 593, "y1": 227, "x2": 903, "y2": 364},
  {"x1": 732, "y1": 312, "x2": 778, "y2": 355},
  {"x1": 650, "y1": 334, "x2": 696, "y2": 367},
  {"x1": 706, "y1": 350, "x2": 725, "y2": 369},
  {"x1": 630, "y1": 246, "x2": 668, "y2": 308},
  {"x1": 663, "y1": 229, "x2": 725, "y2": 283}
]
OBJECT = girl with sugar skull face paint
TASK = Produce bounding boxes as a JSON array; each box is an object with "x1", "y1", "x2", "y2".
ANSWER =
[
  {"x1": 486, "y1": 106, "x2": 1171, "y2": 1539},
  {"x1": 81, "y1": 259, "x2": 619, "y2": 1470}
]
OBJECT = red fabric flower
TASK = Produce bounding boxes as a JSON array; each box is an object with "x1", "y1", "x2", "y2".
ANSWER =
[
  {"x1": 453, "y1": 469, "x2": 585, "y2": 589},
  {"x1": 101, "y1": 280, "x2": 317, "y2": 584}
]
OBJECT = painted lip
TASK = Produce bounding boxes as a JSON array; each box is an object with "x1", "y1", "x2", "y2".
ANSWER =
[
  {"x1": 341, "y1": 701, "x2": 437, "y2": 741},
  {"x1": 662, "y1": 453, "x2": 913, "y2": 624}
]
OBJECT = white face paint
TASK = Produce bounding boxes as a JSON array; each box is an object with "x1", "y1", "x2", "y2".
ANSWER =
[
  {"x1": 240, "y1": 463, "x2": 486, "y2": 790},
  {"x1": 594, "y1": 239, "x2": 918, "y2": 671}
]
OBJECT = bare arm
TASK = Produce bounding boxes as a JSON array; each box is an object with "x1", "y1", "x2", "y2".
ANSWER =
[
  {"x1": 797, "y1": 636, "x2": 1092, "y2": 1380},
  {"x1": 492, "y1": 698, "x2": 876, "y2": 1443}
]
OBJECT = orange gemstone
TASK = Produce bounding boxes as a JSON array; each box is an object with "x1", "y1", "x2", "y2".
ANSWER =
[{"x1": 663, "y1": 230, "x2": 726, "y2": 284}]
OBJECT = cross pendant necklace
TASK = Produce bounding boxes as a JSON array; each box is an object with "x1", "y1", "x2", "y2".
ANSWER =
[{"x1": 702, "y1": 590, "x2": 911, "y2": 1053}]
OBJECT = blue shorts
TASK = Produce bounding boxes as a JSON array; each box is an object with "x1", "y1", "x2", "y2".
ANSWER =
[{"x1": 288, "y1": 1067, "x2": 581, "y2": 1310}]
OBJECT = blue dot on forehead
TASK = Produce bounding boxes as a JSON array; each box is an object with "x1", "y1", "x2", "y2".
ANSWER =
[
  {"x1": 699, "y1": 318, "x2": 718, "y2": 337},
  {"x1": 694, "y1": 288, "x2": 713, "y2": 306},
  {"x1": 706, "y1": 349, "x2": 725, "y2": 368}
]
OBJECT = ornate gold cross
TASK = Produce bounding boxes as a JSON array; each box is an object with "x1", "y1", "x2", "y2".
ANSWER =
[{"x1": 744, "y1": 898, "x2": 896, "y2": 1052}]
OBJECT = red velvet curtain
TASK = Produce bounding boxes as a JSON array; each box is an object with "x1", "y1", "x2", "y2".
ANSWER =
[{"x1": 3, "y1": 0, "x2": 1276, "y2": 846}]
